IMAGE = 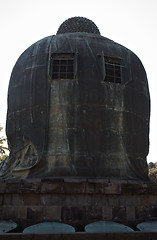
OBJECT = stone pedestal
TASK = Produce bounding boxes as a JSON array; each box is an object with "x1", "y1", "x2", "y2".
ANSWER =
[
  {"x1": 1, "y1": 232, "x2": 157, "y2": 240},
  {"x1": 0, "y1": 178, "x2": 157, "y2": 231}
]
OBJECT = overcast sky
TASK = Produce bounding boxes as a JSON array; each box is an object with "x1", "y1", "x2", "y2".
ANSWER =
[{"x1": 0, "y1": 0, "x2": 157, "y2": 162}]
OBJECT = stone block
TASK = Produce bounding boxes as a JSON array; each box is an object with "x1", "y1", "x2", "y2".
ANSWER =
[
  {"x1": 126, "y1": 206, "x2": 135, "y2": 220},
  {"x1": 0, "y1": 207, "x2": 4, "y2": 220},
  {"x1": 64, "y1": 182, "x2": 85, "y2": 194},
  {"x1": 64, "y1": 195, "x2": 89, "y2": 207},
  {"x1": 71, "y1": 207, "x2": 87, "y2": 220},
  {"x1": 121, "y1": 183, "x2": 141, "y2": 195},
  {"x1": 87, "y1": 178, "x2": 109, "y2": 184},
  {"x1": 103, "y1": 195, "x2": 126, "y2": 208},
  {"x1": 0, "y1": 183, "x2": 6, "y2": 193},
  {"x1": 86, "y1": 206, "x2": 102, "y2": 220},
  {"x1": 124, "y1": 196, "x2": 141, "y2": 206},
  {"x1": 150, "y1": 206, "x2": 157, "y2": 218},
  {"x1": 0, "y1": 195, "x2": 3, "y2": 205},
  {"x1": 85, "y1": 182, "x2": 104, "y2": 194},
  {"x1": 2, "y1": 194, "x2": 12, "y2": 205},
  {"x1": 45, "y1": 206, "x2": 61, "y2": 221},
  {"x1": 11, "y1": 194, "x2": 23, "y2": 206},
  {"x1": 41, "y1": 182, "x2": 64, "y2": 193},
  {"x1": 105, "y1": 196, "x2": 119, "y2": 207},
  {"x1": 149, "y1": 195, "x2": 157, "y2": 205},
  {"x1": 64, "y1": 178, "x2": 87, "y2": 183},
  {"x1": 22, "y1": 194, "x2": 41, "y2": 205},
  {"x1": 103, "y1": 207, "x2": 112, "y2": 220},
  {"x1": 40, "y1": 194, "x2": 64, "y2": 206},
  {"x1": 20, "y1": 179, "x2": 41, "y2": 193},
  {"x1": 135, "y1": 206, "x2": 150, "y2": 220},
  {"x1": 104, "y1": 183, "x2": 121, "y2": 194},
  {"x1": 110, "y1": 179, "x2": 128, "y2": 184},
  {"x1": 5, "y1": 182, "x2": 20, "y2": 193},
  {"x1": 61, "y1": 207, "x2": 71, "y2": 220},
  {"x1": 149, "y1": 184, "x2": 157, "y2": 194},
  {"x1": 2, "y1": 205, "x2": 18, "y2": 219},
  {"x1": 112, "y1": 206, "x2": 126, "y2": 220},
  {"x1": 91, "y1": 195, "x2": 103, "y2": 207},
  {"x1": 27, "y1": 206, "x2": 43, "y2": 222},
  {"x1": 140, "y1": 195, "x2": 150, "y2": 205},
  {"x1": 18, "y1": 206, "x2": 27, "y2": 219}
]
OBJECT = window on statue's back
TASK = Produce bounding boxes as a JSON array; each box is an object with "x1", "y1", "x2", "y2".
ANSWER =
[
  {"x1": 104, "y1": 57, "x2": 122, "y2": 84},
  {"x1": 51, "y1": 53, "x2": 74, "y2": 80}
]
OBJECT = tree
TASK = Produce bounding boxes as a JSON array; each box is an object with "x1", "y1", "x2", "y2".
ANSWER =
[
  {"x1": 0, "y1": 126, "x2": 8, "y2": 162},
  {"x1": 148, "y1": 162, "x2": 155, "y2": 169},
  {"x1": 148, "y1": 162, "x2": 157, "y2": 184}
]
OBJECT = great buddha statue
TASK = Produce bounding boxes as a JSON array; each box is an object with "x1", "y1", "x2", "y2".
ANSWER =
[{"x1": 0, "y1": 17, "x2": 150, "y2": 180}]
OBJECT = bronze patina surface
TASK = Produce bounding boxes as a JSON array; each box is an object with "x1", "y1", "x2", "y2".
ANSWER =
[{"x1": 0, "y1": 17, "x2": 150, "y2": 180}]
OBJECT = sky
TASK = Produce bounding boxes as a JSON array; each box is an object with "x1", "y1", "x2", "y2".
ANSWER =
[{"x1": 0, "y1": 0, "x2": 157, "y2": 162}]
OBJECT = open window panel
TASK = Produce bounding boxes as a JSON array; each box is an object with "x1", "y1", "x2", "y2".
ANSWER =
[
  {"x1": 104, "y1": 57, "x2": 122, "y2": 84},
  {"x1": 51, "y1": 53, "x2": 75, "y2": 80}
]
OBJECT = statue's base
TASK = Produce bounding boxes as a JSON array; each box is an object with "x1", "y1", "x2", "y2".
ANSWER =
[
  {"x1": 0, "y1": 178, "x2": 157, "y2": 231},
  {"x1": 1, "y1": 232, "x2": 157, "y2": 240}
]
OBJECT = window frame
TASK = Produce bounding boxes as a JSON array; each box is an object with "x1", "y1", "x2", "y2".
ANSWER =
[
  {"x1": 50, "y1": 53, "x2": 77, "y2": 80},
  {"x1": 104, "y1": 56, "x2": 122, "y2": 84}
]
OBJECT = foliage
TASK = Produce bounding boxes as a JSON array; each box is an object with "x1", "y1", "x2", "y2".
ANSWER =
[
  {"x1": 0, "y1": 126, "x2": 8, "y2": 162},
  {"x1": 148, "y1": 162, "x2": 157, "y2": 184}
]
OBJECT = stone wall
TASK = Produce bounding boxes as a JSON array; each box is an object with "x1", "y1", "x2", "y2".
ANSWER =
[
  {"x1": 1, "y1": 232, "x2": 157, "y2": 240},
  {"x1": 0, "y1": 178, "x2": 157, "y2": 231}
]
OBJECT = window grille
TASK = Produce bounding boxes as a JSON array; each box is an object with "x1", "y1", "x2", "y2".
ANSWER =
[
  {"x1": 104, "y1": 57, "x2": 122, "y2": 84},
  {"x1": 51, "y1": 53, "x2": 74, "y2": 79}
]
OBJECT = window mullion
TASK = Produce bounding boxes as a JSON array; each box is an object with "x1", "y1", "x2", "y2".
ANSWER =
[
  {"x1": 104, "y1": 57, "x2": 122, "y2": 84},
  {"x1": 51, "y1": 54, "x2": 74, "y2": 80}
]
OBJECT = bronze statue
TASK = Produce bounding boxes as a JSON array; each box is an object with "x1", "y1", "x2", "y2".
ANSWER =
[{"x1": 0, "y1": 17, "x2": 150, "y2": 180}]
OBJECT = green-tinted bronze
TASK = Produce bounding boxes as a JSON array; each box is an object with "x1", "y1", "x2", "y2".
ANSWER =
[{"x1": 0, "y1": 17, "x2": 150, "y2": 180}]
